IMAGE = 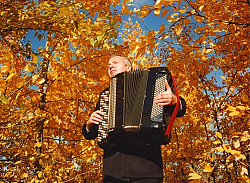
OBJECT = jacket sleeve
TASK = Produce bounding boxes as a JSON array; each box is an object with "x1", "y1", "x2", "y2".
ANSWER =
[
  {"x1": 82, "y1": 123, "x2": 98, "y2": 140},
  {"x1": 164, "y1": 96, "x2": 186, "y2": 117}
]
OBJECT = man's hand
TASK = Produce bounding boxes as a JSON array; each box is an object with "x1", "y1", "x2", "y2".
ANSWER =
[
  {"x1": 154, "y1": 80, "x2": 177, "y2": 106},
  {"x1": 86, "y1": 110, "x2": 105, "y2": 131}
]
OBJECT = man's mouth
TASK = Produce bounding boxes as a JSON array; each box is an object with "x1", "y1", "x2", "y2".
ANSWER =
[{"x1": 110, "y1": 70, "x2": 116, "y2": 74}]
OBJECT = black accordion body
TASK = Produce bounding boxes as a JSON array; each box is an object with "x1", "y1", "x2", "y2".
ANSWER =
[{"x1": 97, "y1": 67, "x2": 179, "y2": 148}]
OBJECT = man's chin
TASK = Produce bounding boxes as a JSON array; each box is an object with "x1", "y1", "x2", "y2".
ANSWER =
[{"x1": 110, "y1": 72, "x2": 117, "y2": 77}]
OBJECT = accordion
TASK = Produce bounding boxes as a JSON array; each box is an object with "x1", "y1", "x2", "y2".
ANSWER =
[{"x1": 97, "y1": 67, "x2": 180, "y2": 148}]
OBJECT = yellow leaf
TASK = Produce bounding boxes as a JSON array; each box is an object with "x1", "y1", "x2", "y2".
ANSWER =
[
  {"x1": 2, "y1": 52, "x2": 13, "y2": 60},
  {"x1": 227, "y1": 105, "x2": 236, "y2": 111},
  {"x1": 230, "y1": 149, "x2": 241, "y2": 155},
  {"x1": 205, "y1": 49, "x2": 214, "y2": 54},
  {"x1": 198, "y1": 5, "x2": 204, "y2": 11},
  {"x1": 179, "y1": 9, "x2": 187, "y2": 13},
  {"x1": 242, "y1": 93, "x2": 248, "y2": 102},
  {"x1": 1, "y1": 65, "x2": 10, "y2": 73},
  {"x1": 203, "y1": 164, "x2": 214, "y2": 172},
  {"x1": 37, "y1": 78, "x2": 45, "y2": 85},
  {"x1": 15, "y1": 160, "x2": 22, "y2": 164},
  {"x1": 194, "y1": 16, "x2": 203, "y2": 22},
  {"x1": 188, "y1": 172, "x2": 201, "y2": 179},
  {"x1": 24, "y1": 64, "x2": 35, "y2": 72},
  {"x1": 220, "y1": 75, "x2": 225, "y2": 80},
  {"x1": 240, "y1": 136, "x2": 248, "y2": 142},
  {"x1": 23, "y1": 173, "x2": 28, "y2": 178},
  {"x1": 223, "y1": 144, "x2": 232, "y2": 153},
  {"x1": 32, "y1": 54, "x2": 39, "y2": 63},
  {"x1": 29, "y1": 157, "x2": 35, "y2": 161},
  {"x1": 35, "y1": 142, "x2": 42, "y2": 148},
  {"x1": 32, "y1": 74, "x2": 39, "y2": 82},
  {"x1": 176, "y1": 24, "x2": 183, "y2": 36},
  {"x1": 134, "y1": 8, "x2": 140, "y2": 15},
  {"x1": 6, "y1": 72, "x2": 16, "y2": 81},
  {"x1": 235, "y1": 154, "x2": 246, "y2": 161},
  {"x1": 241, "y1": 166, "x2": 248, "y2": 175},
  {"x1": 234, "y1": 140, "x2": 240, "y2": 148},
  {"x1": 215, "y1": 146, "x2": 224, "y2": 152},
  {"x1": 0, "y1": 94, "x2": 9, "y2": 104},
  {"x1": 227, "y1": 163, "x2": 234, "y2": 168},
  {"x1": 236, "y1": 106, "x2": 245, "y2": 110},
  {"x1": 38, "y1": 171, "x2": 43, "y2": 178},
  {"x1": 213, "y1": 139, "x2": 221, "y2": 144},
  {"x1": 229, "y1": 111, "x2": 240, "y2": 116},
  {"x1": 215, "y1": 132, "x2": 222, "y2": 139},
  {"x1": 154, "y1": 9, "x2": 161, "y2": 16}
]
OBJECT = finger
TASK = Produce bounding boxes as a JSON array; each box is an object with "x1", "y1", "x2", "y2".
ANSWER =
[
  {"x1": 154, "y1": 91, "x2": 171, "y2": 101},
  {"x1": 95, "y1": 110, "x2": 105, "y2": 116},
  {"x1": 154, "y1": 98, "x2": 171, "y2": 105},
  {"x1": 165, "y1": 80, "x2": 171, "y2": 91},
  {"x1": 90, "y1": 120, "x2": 100, "y2": 125},
  {"x1": 92, "y1": 113, "x2": 104, "y2": 121}
]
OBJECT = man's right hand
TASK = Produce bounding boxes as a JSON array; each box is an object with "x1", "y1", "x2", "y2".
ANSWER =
[{"x1": 86, "y1": 110, "x2": 105, "y2": 131}]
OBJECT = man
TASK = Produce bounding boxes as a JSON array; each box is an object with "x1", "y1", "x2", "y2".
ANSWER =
[{"x1": 82, "y1": 54, "x2": 186, "y2": 182}]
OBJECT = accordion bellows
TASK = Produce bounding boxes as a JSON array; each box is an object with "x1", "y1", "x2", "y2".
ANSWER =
[{"x1": 98, "y1": 67, "x2": 174, "y2": 148}]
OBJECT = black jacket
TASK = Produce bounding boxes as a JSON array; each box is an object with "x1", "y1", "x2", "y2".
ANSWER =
[{"x1": 82, "y1": 87, "x2": 186, "y2": 180}]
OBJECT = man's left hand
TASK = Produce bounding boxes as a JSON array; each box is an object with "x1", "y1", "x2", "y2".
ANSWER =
[{"x1": 154, "y1": 80, "x2": 177, "y2": 106}]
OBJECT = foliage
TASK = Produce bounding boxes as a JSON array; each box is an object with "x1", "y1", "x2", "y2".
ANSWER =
[
  {"x1": 0, "y1": 0, "x2": 120, "y2": 182},
  {"x1": 0, "y1": 0, "x2": 249, "y2": 182}
]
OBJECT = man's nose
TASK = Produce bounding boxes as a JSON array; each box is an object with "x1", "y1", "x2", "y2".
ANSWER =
[{"x1": 109, "y1": 64, "x2": 114, "y2": 69}]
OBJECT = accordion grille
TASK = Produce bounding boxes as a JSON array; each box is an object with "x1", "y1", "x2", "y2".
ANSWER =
[
  {"x1": 151, "y1": 73, "x2": 167, "y2": 122},
  {"x1": 124, "y1": 70, "x2": 149, "y2": 130}
]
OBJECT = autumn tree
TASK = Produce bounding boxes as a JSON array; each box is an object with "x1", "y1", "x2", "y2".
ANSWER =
[
  {"x1": 0, "y1": 0, "x2": 123, "y2": 182},
  {"x1": 0, "y1": 0, "x2": 249, "y2": 182},
  {"x1": 119, "y1": 0, "x2": 249, "y2": 182}
]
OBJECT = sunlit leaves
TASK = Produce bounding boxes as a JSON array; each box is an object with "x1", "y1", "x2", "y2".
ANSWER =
[
  {"x1": 188, "y1": 172, "x2": 201, "y2": 180},
  {"x1": 203, "y1": 164, "x2": 214, "y2": 173},
  {"x1": 1, "y1": 0, "x2": 249, "y2": 182},
  {"x1": 0, "y1": 0, "x2": 120, "y2": 182},
  {"x1": 120, "y1": 0, "x2": 249, "y2": 182},
  {"x1": 215, "y1": 132, "x2": 222, "y2": 139},
  {"x1": 24, "y1": 64, "x2": 35, "y2": 72},
  {"x1": 194, "y1": 16, "x2": 204, "y2": 23},
  {"x1": 0, "y1": 93, "x2": 9, "y2": 104}
]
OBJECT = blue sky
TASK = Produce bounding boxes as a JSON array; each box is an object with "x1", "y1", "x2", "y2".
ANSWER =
[
  {"x1": 22, "y1": 0, "x2": 224, "y2": 86},
  {"x1": 24, "y1": 0, "x2": 163, "y2": 56}
]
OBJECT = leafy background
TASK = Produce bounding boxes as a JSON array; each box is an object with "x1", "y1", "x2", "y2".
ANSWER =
[{"x1": 0, "y1": 0, "x2": 249, "y2": 182}]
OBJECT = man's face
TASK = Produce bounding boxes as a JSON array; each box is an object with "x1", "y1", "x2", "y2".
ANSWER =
[{"x1": 108, "y1": 56, "x2": 131, "y2": 77}]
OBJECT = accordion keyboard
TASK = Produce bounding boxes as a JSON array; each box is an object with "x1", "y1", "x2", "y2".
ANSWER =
[{"x1": 97, "y1": 90, "x2": 110, "y2": 145}]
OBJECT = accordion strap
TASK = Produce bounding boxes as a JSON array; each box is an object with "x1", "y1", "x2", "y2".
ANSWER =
[{"x1": 164, "y1": 74, "x2": 180, "y2": 137}]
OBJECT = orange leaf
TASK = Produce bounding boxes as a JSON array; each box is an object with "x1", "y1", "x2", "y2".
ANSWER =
[
  {"x1": 203, "y1": 164, "x2": 214, "y2": 172},
  {"x1": 194, "y1": 16, "x2": 203, "y2": 22},
  {"x1": 161, "y1": 9, "x2": 169, "y2": 18},
  {"x1": 188, "y1": 172, "x2": 201, "y2": 179}
]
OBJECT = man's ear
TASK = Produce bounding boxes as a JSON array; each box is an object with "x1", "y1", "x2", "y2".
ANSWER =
[{"x1": 126, "y1": 65, "x2": 131, "y2": 72}]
